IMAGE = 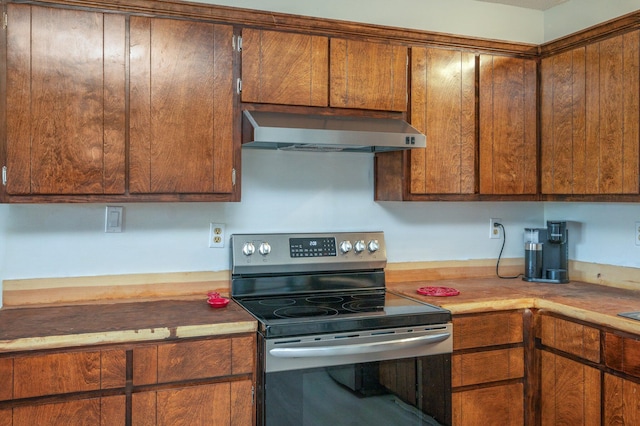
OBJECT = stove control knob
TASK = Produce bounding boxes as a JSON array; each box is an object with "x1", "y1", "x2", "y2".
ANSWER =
[
  {"x1": 339, "y1": 240, "x2": 353, "y2": 254},
  {"x1": 258, "y1": 242, "x2": 271, "y2": 256},
  {"x1": 242, "y1": 242, "x2": 255, "y2": 256},
  {"x1": 368, "y1": 240, "x2": 380, "y2": 253},
  {"x1": 354, "y1": 240, "x2": 366, "y2": 254}
]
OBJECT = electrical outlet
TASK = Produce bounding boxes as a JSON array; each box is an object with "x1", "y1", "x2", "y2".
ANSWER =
[
  {"x1": 490, "y1": 218, "x2": 503, "y2": 239},
  {"x1": 636, "y1": 222, "x2": 640, "y2": 246},
  {"x1": 209, "y1": 223, "x2": 226, "y2": 248}
]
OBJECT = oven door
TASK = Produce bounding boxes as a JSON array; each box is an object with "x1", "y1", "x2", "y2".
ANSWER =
[{"x1": 259, "y1": 325, "x2": 452, "y2": 426}]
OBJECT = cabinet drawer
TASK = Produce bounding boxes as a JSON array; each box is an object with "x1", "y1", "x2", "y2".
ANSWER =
[
  {"x1": 452, "y1": 347, "x2": 524, "y2": 387},
  {"x1": 12, "y1": 349, "x2": 126, "y2": 399},
  {"x1": 604, "y1": 332, "x2": 640, "y2": 378},
  {"x1": 133, "y1": 335, "x2": 255, "y2": 385},
  {"x1": 453, "y1": 311, "x2": 523, "y2": 350},
  {"x1": 452, "y1": 383, "x2": 524, "y2": 426},
  {"x1": 539, "y1": 315, "x2": 600, "y2": 362}
]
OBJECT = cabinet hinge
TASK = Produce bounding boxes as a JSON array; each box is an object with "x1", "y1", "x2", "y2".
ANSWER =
[
  {"x1": 2, "y1": 166, "x2": 7, "y2": 186},
  {"x1": 3, "y1": 12, "x2": 7, "y2": 30},
  {"x1": 236, "y1": 78, "x2": 242, "y2": 95},
  {"x1": 232, "y1": 168, "x2": 236, "y2": 186},
  {"x1": 252, "y1": 385, "x2": 255, "y2": 405}
]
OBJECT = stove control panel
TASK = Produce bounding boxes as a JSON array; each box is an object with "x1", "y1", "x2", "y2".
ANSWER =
[{"x1": 231, "y1": 232, "x2": 386, "y2": 275}]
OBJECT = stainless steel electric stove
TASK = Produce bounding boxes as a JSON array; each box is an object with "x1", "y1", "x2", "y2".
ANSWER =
[{"x1": 231, "y1": 231, "x2": 453, "y2": 426}]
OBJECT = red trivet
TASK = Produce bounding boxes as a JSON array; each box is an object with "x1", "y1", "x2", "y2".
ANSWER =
[{"x1": 417, "y1": 286, "x2": 460, "y2": 297}]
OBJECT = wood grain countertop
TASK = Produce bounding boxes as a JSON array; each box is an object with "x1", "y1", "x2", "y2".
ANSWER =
[
  {"x1": 3, "y1": 277, "x2": 640, "y2": 354},
  {"x1": 389, "y1": 278, "x2": 640, "y2": 335},
  {"x1": 0, "y1": 298, "x2": 257, "y2": 354}
]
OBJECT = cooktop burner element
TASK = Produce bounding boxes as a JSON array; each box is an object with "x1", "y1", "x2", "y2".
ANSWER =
[{"x1": 230, "y1": 232, "x2": 451, "y2": 338}]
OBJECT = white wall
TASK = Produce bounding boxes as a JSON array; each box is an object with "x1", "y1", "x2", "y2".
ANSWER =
[
  {"x1": 545, "y1": 203, "x2": 640, "y2": 268},
  {"x1": 195, "y1": 0, "x2": 545, "y2": 43},
  {"x1": 0, "y1": 150, "x2": 543, "y2": 279},
  {"x1": 544, "y1": 0, "x2": 640, "y2": 42}
]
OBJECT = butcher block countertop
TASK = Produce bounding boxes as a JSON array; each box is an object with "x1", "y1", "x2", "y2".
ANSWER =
[
  {"x1": 389, "y1": 278, "x2": 640, "y2": 335},
  {"x1": 3, "y1": 276, "x2": 640, "y2": 354},
  {"x1": 0, "y1": 298, "x2": 257, "y2": 354}
]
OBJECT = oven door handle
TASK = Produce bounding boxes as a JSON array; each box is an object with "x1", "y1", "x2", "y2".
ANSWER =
[{"x1": 269, "y1": 332, "x2": 450, "y2": 358}]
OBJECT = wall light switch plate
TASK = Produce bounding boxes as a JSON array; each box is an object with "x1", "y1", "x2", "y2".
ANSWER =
[
  {"x1": 105, "y1": 206, "x2": 124, "y2": 233},
  {"x1": 635, "y1": 222, "x2": 640, "y2": 246}
]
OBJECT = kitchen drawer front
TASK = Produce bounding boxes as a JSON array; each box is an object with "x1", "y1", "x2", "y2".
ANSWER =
[
  {"x1": 604, "y1": 332, "x2": 640, "y2": 378},
  {"x1": 133, "y1": 335, "x2": 255, "y2": 385},
  {"x1": 11, "y1": 349, "x2": 126, "y2": 399},
  {"x1": 452, "y1": 347, "x2": 524, "y2": 387},
  {"x1": 452, "y1": 382, "x2": 524, "y2": 425},
  {"x1": 539, "y1": 314, "x2": 600, "y2": 362},
  {"x1": 453, "y1": 311, "x2": 523, "y2": 350}
]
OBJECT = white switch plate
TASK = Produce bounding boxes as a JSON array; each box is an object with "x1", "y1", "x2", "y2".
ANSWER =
[
  {"x1": 209, "y1": 223, "x2": 225, "y2": 248},
  {"x1": 635, "y1": 222, "x2": 640, "y2": 246},
  {"x1": 105, "y1": 206, "x2": 124, "y2": 233}
]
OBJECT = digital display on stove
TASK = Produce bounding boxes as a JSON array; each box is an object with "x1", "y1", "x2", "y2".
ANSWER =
[{"x1": 290, "y1": 237, "x2": 336, "y2": 257}]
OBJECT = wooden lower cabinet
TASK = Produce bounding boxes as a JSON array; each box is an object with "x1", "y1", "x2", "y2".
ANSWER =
[
  {"x1": 539, "y1": 351, "x2": 600, "y2": 425},
  {"x1": 0, "y1": 334, "x2": 256, "y2": 425},
  {"x1": 132, "y1": 380, "x2": 252, "y2": 426},
  {"x1": 8, "y1": 396, "x2": 125, "y2": 426},
  {"x1": 452, "y1": 311, "x2": 526, "y2": 426},
  {"x1": 604, "y1": 374, "x2": 640, "y2": 424},
  {"x1": 453, "y1": 383, "x2": 524, "y2": 426}
]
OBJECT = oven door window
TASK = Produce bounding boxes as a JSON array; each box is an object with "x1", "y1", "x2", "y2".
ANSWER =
[{"x1": 264, "y1": 355, "x2": 451, "y2": 426}]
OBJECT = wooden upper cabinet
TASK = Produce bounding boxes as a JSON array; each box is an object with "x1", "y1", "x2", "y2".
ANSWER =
[
  {"x1": 5, "y1": 4, "x2": 126, "y2": 195},
  {"x1": 330, "y1": 38, "x2": 408, "y2": 111},
  {"x1": 129, "y1": 17, "x2": 235, "y2": 194},
  {"x1": 410, "y1": 47, "x2": 476, "y2": 194},
  {"x1": 479, "y1": 54, "x2": 537, "y2": 195},
  {"x1": 541, "y1": 30, "x2": 640, "y2": 195},
  {"x1": 241, "y1": 29, "x2": 329, "y2": 106}
]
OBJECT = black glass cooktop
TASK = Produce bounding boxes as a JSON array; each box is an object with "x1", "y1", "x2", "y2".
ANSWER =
[{"x1": 234, "y1": 290, "x2": 451, "y2": 338}]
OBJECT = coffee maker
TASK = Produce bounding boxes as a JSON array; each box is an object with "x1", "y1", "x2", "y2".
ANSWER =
[{"x1": 523, "y1": 221, "x2": 569, "y2": 283}]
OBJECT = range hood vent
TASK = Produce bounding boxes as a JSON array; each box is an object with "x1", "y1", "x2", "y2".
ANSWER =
[{"x1": 242, "y1": 110, "x2": 426, "y2": 153}]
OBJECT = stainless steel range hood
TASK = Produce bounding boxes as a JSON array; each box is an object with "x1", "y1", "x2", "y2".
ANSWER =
[{"x1": 242, "y1": 110, "x2": 426, "y2": 153}]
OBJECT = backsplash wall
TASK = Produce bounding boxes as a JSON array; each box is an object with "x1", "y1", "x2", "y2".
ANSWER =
[{"x1": 0, "y1": 150, "x2": 545, "y2": 307}]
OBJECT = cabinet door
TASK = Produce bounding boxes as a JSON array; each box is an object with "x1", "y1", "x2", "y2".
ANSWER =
[
  {"x1": 540, "y1": 351, "x2": 600, "y2": 426},
  {"x1": 605, "y1": 373, "x2": 640, "y2": 424},
  {"x1": 452, "y1": 383, "x2": 523, "y2": 426},
  {"x1": 132, "y1": 380, "x2": 252, "y2": 426},
  {"x1": 129, "y1": 17, "x2": 235, "y2": 194},
  {"x1": 479, "y1": 55, "x2": 537, "y2": 195},
  {"x1": 410, "y1": 47, "x2": 476, "y2": 194},
  {"x1": 11, "y1": 396, "x2": 125, "y2": 426},
  {"x1": 541, "y1": 30, "x2": 640, "y2": 195},
  {"x1": 241, "y1": 29, "x2": 328, "y2": 106},
  {"x1": 330, "y1": 39, "x2": 407, "y2": 111},
  {"x1": 5, "y1": 4, "x2": 126, "y2": 195}
]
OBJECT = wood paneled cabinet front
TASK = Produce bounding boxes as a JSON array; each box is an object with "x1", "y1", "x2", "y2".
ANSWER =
[
  {"x1": 4, "y1": 4, "x2": 126, "y2": 197},
  {"x1": 376, "y1": 50, "x2": 537, "y2": 200},
  {"x1": 240, "y1": 29, "x2": 407, "y2": 112},
  {"x1": 536, "y1": 313, "x2": 602, "y2": 425},
  {"x1": 541, "y1": 30, "x2": 640, "y2": 196},
  {"x1": 478, "y1": 54, "x2": 537, "y2": 196},
  {"x1": 451, "y1": 311, "x2": 526, "y2": 426},
  {"x1": 0, "y1": 335, "x2": 256, "y2": 426},
  {"x1": 129, "y1": 17, "x2": 236, "y2": 196},
  {"x1": 407, "y1": 47, "x2": 476, "y2": 196},
  {"x1": 2, "y1": 4, "x2": 237, "y2": 202}
]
